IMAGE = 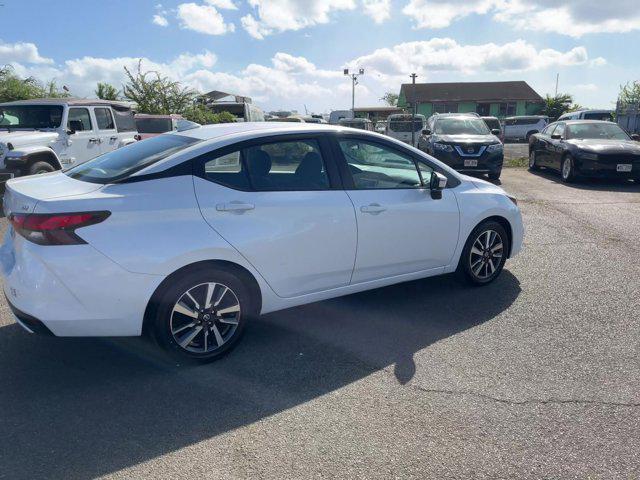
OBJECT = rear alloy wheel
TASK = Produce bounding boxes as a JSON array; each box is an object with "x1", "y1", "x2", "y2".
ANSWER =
[
  {"x1": 561, "y1": 155, "x2": 576, "y2": 183},
  {"x1": 488, "y1": 170, "x2": 501, "y2": 181},
  {"x1": 153, "y1": 267, "x2": 253, "y2": 361},
  {"x1": 458, "y1": 221, "x2": 509, "y2": 286},
  {"x1": 528, "y1": 150, "x2": 539, "y2": 171}
]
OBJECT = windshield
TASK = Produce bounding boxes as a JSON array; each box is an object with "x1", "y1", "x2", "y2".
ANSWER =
[
  {"x1": 0, "y1": 105, "x2": 64, "y2": 129},
  {"x1": 388, "y1": 117, "x2": 424, "y2": 133},
  {"x1": 435, "y1": 117, "x2": 490, "y2": 135},
  {"x1": 135, "y1": 118, "x2": 173, "y2": 134},
  {"x1": 483, "y1": 118, "x2": 500, "y2": 130},
  {"x1": 567, "y1": 123, "x2": 630, "y2": 140},
  {"x1": 65, "y1": 134, "x2": 201, "y2": 184}
]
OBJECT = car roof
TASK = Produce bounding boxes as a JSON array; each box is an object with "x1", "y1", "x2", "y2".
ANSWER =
[
  {"x1": 0, "y1": 98, "x2": 135, "y2": 109},
  {"x1": 505, "y1": 115, "x2": 547, "y2": 120},
  {"x1": 175, "y1": 121, "x2": 354, "y2": 140},
  {"x1": 556, "y1": 120, "x2": 617, "y2": 125}
]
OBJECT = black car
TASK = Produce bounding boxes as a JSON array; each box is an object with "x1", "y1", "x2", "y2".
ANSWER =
[
  {"x1": 422, "y1": 114, "x2": 504, "y2": 180},
  {"x1": 528, "y1": 120, "x2": 640, "y2": 183}
]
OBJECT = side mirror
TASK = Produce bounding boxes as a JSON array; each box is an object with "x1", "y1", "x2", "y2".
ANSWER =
[
  {"x1": 422, "y1": 129, "x2": 431, "y2": 135},
  {"x1": 491, "y1": 128, "x2": 501, "y2": 136},
  {"x1": 551, "y1": 133, "x2": 562, "y2": 140},
  {"x1": 631, "y1": 134, "x2": 640, "y2": 141},
  {"x1": 429, "y1": 172, "x2": 447, "y2": 200}
]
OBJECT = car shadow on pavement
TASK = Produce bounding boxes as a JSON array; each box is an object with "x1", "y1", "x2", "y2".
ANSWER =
[
  {"x1": 0, "y1": 271, "x2": 520, "y2": 480},
  {"x1": 529, "y1": 169, "x2": 639, "y2": 192}
]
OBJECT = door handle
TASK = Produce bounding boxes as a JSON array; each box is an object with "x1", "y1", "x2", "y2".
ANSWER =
[
  {"x1": 216, "y1": 202, "x2": 255, "y2": 212},
  {"x1": 89, "y1": 138, "x2": 101, "y2": 144},
  {"x1": 360, "y1": 203, "x2": 386, "y2": 214},
  {"x1": 110, "y1": 136, "x2": 118, "y2": 141}
]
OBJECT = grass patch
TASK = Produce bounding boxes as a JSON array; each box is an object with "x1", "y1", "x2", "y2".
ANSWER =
[{"x1": 504, "y1": 157, "x2": 528, "y2": 168}]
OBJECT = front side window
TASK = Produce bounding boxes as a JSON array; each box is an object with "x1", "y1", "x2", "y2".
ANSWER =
[
  {"x1": 434, "y1": 117, "x2": 490, "y2": 135},
  {"x1": 338, "y1": 139, "x2": 429, "y2": 189},
  {"x1": 0, "y1": 105, "x2": 63, "y2": 129},
  {"x1": 204, "y1": 139, "x2": 330, "y2": 191},
  {"x1": 95, "y1": 108, "x2": 115, "y2": 130},
  {"x1": 552, "y1": 123, "x2": 566, "y2": 138},
  {"x1": 65, "y1": 134, "x2": 201, "y2": 183},
  {"x1": 67, "y1": 108, "x2": 92, "y2": 132}
]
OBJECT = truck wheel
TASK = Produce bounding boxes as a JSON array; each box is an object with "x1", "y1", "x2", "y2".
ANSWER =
[{"x1": 28, "y1": 161, "x2": 55, "y2": 175}]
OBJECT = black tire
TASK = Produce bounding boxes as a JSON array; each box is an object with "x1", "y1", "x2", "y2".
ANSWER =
[
  {"x1": 488, "y1": 170, "x2": 501, "y2": 181},
  {"x1": 457, "y1": 220, "x2": 510, "y2": 286},
  {"x1": 528, "y1": 150, "x2": 539, "y2": 171},
  {"x1": 561, "y1": 155, "x2": 577, "y2": 183},
  {"x1": 28, "y1": 161, "x2": 55, "y2": 175},
  {"x1": 151, "y1": 265, "x2": 256, "y2": 362}
]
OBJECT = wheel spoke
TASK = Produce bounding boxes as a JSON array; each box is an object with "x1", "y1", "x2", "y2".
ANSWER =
[
  {"x1": 217, "y1": 304, "x2": 240, "y2": 316},
  {"x1": 471, "y1": 246, "x2": 483, "y2": 256},
  {"x1": 488, "y1": 259, "x2": 496, "y2": 274},
  {"x1": 172, "y1": 321, "x2": 196, "y2": 334},
  {"x1": 203, "y1": 328, "x2": 208, "y2": 352},
  {"x1": 213, "y1": 286, "x2": 228, "y2": 307},
  {"x1": 218, "y1": 317, "x2": 239, "y2": 325},
  {"x1": 211, "y1": 325, "x2": 224, "y2": 346},
  {"x1": 472, "y1": 261, "x2": 484, "y2": 275},
  {"x1": 204, "y1": 283, "x2": 216, "y2": 309},
  {"x1": 485, "y1": 231, "x2": 491, "y2": 249},
  {"x1": 178, "y1": 325, "x2": 203, "y2": 348},
  {"x1": 173, "y1": 301, "x2": 199, "y2": 319},
  {"x1": 185, "y1": 291, "x2": 200, "y2": 310},
  {"x1": 491, "y1": 242, "x2": 503, "y2": 253}
]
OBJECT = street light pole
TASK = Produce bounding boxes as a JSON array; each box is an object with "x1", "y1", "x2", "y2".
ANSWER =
[
  {"x1": 410, "y1": 73, "x2": 418, "y2": 146},
  {"x1": 344, "y1": 68, "x2": 365, "y2": 117}
]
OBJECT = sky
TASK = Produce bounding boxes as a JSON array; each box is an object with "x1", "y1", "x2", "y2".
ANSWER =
[{"x1": 0, "y1": 0, "x2": 638, "y2": 114}]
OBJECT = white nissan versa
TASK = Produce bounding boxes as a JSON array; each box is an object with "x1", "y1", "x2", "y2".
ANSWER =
[{"x1": 1, "y1": 123, "x2": 523, "y2": 361}]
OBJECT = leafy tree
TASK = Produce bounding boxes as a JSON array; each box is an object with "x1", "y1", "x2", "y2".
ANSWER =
[
  {"x1": 123, "y1": 61, "x2": 197, "y2": 114},
  {"x1": 0, "y1": 65, "x2": 70, "y2": 102},
  {"x1": 541, "y1": 93, "x2": 578, "y2": 120},
  {"x1": 618, "y1": 81, "x2": 640, "y2": 106},
  {"x1": 95, "y1": 82, "x2": 120, "y2": 100},
  {"x1": 182, "y1": 106, "x2": 235, "y2": 125},
  {"x1": 380, "y1": 92, "x2": 399, "y2": 106}
]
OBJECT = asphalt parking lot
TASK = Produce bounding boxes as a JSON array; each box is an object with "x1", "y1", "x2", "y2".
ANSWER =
[{"x1": 1, "y1": 168, "x2": 639, "y2": 479}]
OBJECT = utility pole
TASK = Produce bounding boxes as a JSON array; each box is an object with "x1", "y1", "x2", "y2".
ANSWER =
[
  {"x1": 555, "y1": 73, "x2": 559, "y2": 97},
  {"x1": 344, "y1": 68, "x2": 365, "y2": 117},
  {"x1": 410, "y1": 73, "x2": 418, "y2": 146}
]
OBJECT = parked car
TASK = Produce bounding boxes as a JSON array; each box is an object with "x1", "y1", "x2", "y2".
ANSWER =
[
  {"x1": 386, "y1": 113, "x2": 427, "y2": 147},
  {"x1": 422, "y1": 114, "x2": 504, "y2": 180},
  {"x1": 528, "y1": 120, "x2": 640, "y2": 183},
  {"x1": 134, "y1": 114, "x2": 200, "y2": 139},
  {"x1": 374, "y1": 121, "x2": 386, "y2": 134},
  {"x1": 266, "y1": 116, "x2": 306, "y2": 122},
  {"x1": 481, "y1": 116, "x2": 503, "y2": 142},
  {"x1": 502, "y1": 115, "x2": 549, "y2": 143},
  {"x1": 338, "y1": 118, "x2": 374, "y2": 131},
  {"x1": 557, "y1": 110, "x2": 613, "y2": 122},
  {"x1": 0, "y1": 99, "x2": 138, "y2": 179},
  {"x1": 329, "y1": 110, "x2": 352, "y2": 124},
  {"x1": 1, "y1": 123, "x2": 523, "y2": 361}
]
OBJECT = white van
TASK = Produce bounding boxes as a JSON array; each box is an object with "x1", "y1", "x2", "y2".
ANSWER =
[
  {"x1": 386, "y1": 113, "x2": 427, "y2": 147},
  {"x1": 503, "y1": 116, "x2": 549, "y2": 142},
  {"x1": 557, "y1": 110, "x2": 613, "y2": 122}
]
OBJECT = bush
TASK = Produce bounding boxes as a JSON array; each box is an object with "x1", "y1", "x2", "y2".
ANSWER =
[{"x1": 182, "y1": 106, "x2": 235, "y2": 125}]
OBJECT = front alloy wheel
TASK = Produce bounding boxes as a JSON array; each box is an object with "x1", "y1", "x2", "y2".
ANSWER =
[
  {"x1": 561, "y1": 155, "x2": 576, "y2": 183},
  {"x1": 529, "y1": 150, "x2": 539, "y2": 171},
  {"x1": 458, "y1": 221, "x2": 509, "y2": 285}
]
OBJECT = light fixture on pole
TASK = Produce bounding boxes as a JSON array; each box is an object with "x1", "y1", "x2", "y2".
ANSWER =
[{"x1": 344, "y1": 68, "x2": 365, "y2": 116}]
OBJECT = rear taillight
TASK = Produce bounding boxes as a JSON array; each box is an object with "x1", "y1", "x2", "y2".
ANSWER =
[{"x1": 9, "y1": 211, "x2": 110, "y2": 245}]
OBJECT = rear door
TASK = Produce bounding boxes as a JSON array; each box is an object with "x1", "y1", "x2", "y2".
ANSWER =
[
  {"x1": 331, "y1": 134, "x2": 460, "y2": 283},
  {"x1": 193, "y1": 134, "x2": 357, "y2": 298},
  {"x1": 93, "y1": 107, "x2": 119, "y2": 154}
]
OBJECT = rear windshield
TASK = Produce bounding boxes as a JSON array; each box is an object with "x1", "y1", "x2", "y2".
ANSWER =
[
  {"x1": 483, "y1": 118, "x2": 501, "y2": 130},
  {"x1": 136, "y1": 118, "x2": 173, "y2": 134},
  {"x1": 65, "y1": 134, "x2": 201, "y2": 184},
  {"x1": 388, "y1": 117, "x2": 424, "y2": 133},
  {"x1": 583, "y1": 112, "x2": 613, "y2": 121}
]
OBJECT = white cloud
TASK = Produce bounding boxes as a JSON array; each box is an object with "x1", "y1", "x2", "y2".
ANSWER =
[
  {"x1": 242, "y1": 0, "x2": 356, "y2": 39},
  {"x1": 403, "y1": 0, "x2": 494, "y2": 29},
  {"x1": 362, "y1": 0, "x2": 391, "y2": 23},
  {"x1": 152, "y1": 14, "x2": 169, "y2": 26},
  {"x1": 572, "y1": 83, "x2": 598, "y2": 92},
  {"x1": 205, "y1": 0, "x2": 237, "y2": 9},
  {"x1": 177, "y1": 2, "x2": 235, "y2": 35},
  {"x1": 0, "y1": 40, "x2": 53, "y2": 65}
]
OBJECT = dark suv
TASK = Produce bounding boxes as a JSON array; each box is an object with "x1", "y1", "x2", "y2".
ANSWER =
[{"x1": 422, "y1": 114, "x2": 504, "y2": 180}]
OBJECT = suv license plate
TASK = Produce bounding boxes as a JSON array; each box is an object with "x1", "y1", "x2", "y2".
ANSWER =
[
  {"x1": 464, "y1": 160, "x2": 478, "y2": 167},
  {"x1": 617, "y1": 164, "x2": 632, "y2": 172}
]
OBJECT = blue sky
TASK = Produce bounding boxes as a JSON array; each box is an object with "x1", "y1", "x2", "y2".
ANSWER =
[{"x1": 1, "y1": 0, "x2": 638, "y2": 113}]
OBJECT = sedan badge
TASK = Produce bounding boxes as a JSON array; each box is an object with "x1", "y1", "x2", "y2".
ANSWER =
[{"x1": 467, "y1": 147, "x2": 474, "y2": 154}]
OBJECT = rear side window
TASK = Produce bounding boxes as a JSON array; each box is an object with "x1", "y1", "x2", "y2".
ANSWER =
[
  {"x1": 203, "y1": 139, "x2": 330, "y2": 191},
  {"x1": 65, "y1": 134, "x2": 201, "y2": 183},
  {"x1": 95, "y1": 108, "x2": 115, "y2": 130},
  {"x1": 67, "y1": 108, "x2": 92, "y2": 132},
  {"x1": 136, "y1": 118, "x2": 173, "y2": 134},
  {"x1": 112, "y1": 107, "x2": 137, "y2": 132}
]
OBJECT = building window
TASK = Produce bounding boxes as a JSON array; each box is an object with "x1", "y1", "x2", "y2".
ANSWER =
[
  {"x1": 433, "y1": 103, "x2": 458, "y2": 114},
  {"x1": 499, "y1": 102, "x2": 517, "y2": 116},
  {"x1": 476, "y1": 103, "x2": 491, "y2": 116}
]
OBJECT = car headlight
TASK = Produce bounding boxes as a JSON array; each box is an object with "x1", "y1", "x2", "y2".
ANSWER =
[
  {"x1": 486, "y1": 143, "x2": 503, "y2": 153},
  {"x1": 433, "y1": 142, "x2": 453, "y2": 152},
  {"x1": 579, "y1": 152, "x2": 598, "y2": 161}
]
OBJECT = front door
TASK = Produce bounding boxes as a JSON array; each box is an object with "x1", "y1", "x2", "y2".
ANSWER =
[
  {"x1": 546, "y1": 122, "x2": 566, "y2": 170},
  {"x1": 193, "y1": 135, "x2": 357, "y2": 298},
  {"x1": 333, "y1": 136, "x2": 460, "y2": 284},
  {"x1": 61, "y1": 107, "x2": 101, "y2": 167},
  {"x1": 93, "y1": 107, "x2": 119, "y2": 154}
]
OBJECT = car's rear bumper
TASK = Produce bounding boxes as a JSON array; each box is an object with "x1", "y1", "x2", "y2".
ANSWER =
[
  {"x1": 0, "y1": 228, "x2": 164, "y2": 337},
  {"x1": 5, "y1": 295, "x2": 55, "y2": 335}
]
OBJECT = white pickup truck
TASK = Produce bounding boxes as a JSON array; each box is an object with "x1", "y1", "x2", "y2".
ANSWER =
[{"x1": 0, "y1": 99, "x2": 138, "y2": 179}]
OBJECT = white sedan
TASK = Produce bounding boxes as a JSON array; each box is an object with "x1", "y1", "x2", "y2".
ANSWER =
[{"x1": 1, "y1": 123, "x2": 523, "y2": 361}]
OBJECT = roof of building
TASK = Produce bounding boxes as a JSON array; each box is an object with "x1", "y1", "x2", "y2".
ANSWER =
[
  {"x1": 400, "y1": 81, "x2": 543, "y2": 104},
  {"x1": 0, "y1": 98, "x2": 135, "y2": 109}
]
